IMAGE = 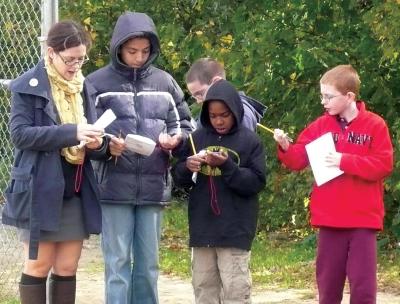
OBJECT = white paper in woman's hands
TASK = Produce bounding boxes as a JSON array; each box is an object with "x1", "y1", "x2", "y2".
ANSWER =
[
  {"x1": 78, "y1": 109, "x2": 116, "y2": 148},
  {"x1": 94, "y1": 109, "x2": 116, "y2": 129}
]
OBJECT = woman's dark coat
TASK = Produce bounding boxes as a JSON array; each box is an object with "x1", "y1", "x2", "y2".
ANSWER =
[{"x1": 2, "y1": 60, "x2": 105, "y2": 259}]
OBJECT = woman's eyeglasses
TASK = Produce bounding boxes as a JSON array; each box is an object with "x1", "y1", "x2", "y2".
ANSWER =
[{"x1": 56, "y1": 53, "x2": 89, "y2": 66}]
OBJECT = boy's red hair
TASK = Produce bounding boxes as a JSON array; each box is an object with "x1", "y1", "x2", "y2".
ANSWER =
[{"x1": 320, "y1": 65, "x2": 360, "y2": 97}]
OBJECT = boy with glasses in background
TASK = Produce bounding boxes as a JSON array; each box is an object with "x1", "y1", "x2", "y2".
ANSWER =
[
  {"x1": 185, "y1": 58, "x2": 266, "y2": 131},
  {"x1": 273, "y1": 64, "x2": 393, "y2": 303}
]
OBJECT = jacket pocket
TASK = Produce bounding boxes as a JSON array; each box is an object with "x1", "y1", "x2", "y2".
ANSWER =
[
  {"x1": 92, "y1": 160, "x2": 107, "y2": 184},
  {"x1": 3, "y1": 164, "x2": 33, "y2": 221}
]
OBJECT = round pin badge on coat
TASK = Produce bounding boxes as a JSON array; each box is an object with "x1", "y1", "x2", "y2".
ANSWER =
[{"x1": 29, "y1": 78, "x2": 38, "y2": 87}]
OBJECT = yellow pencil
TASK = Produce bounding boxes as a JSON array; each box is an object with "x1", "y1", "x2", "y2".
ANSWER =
[
  {"x1": 257, "y1": 123, "x2": 293, "y2": 142},
  {"x1": 256, "y1": 123, "x2": 274, "y2": 134},
  {"x1": 188, "y1": 133, "x2": 197, "y2": 154}
]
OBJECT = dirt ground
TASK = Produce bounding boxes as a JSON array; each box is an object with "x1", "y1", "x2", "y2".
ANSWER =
[{"x1": 76, "y1": 239, "x2": 400, "y2": 304}]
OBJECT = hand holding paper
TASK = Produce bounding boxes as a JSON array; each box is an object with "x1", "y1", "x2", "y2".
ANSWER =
[
  {"x1": 158, "y1": 133, "x2": 182, "y2": 150},
  {"x1": 109, "y1": 135, "x2": 125, "y2": 157},
  {"x1": 77, "y1": 124, "x2": 104, "y2": 144},
  {"x1": 325, "y1": 151, "x2": 342, "y2": 167},
  {"x1": 205, "y1": 150, "x2": 228, "y2": 167},
  {"x1": 85, "y1": 135, "x2": 104, "y2": 150},
  {"x1": 186, "y1": 151, "x2": 206, "y2": 173},
  {"x1": 78, "y1": 109, "x2": 117, "y2": 148}
]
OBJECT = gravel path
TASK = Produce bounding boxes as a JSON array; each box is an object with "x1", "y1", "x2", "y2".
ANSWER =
[
  {"x1": 76, "y1": 240, "x2": 400, "y2": 304},
  {"x1": 1, "y1": 223, "x2": 398, "y2": 303}
]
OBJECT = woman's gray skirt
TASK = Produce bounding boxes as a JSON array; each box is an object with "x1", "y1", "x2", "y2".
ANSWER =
[{"x1": 19, "y1": 195, "x2": 89, "y2": 242}]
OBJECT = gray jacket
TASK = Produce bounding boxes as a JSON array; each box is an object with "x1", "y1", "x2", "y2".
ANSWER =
[{"x1": 86, "y1": 12, "x2": 193, "y2": 206}]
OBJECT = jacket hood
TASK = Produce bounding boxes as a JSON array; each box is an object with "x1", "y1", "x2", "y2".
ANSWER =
[
  {"x1": 110, "y1": 12, "x2": 160, "y2": 72},
  {"x1": 200, "y1": 80, "x2": 244, "y2": 132}
]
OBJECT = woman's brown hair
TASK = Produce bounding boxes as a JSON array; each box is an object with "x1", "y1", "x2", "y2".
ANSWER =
[{"x1": 47, "y1": 20, "x2": 91, "y2": 52}]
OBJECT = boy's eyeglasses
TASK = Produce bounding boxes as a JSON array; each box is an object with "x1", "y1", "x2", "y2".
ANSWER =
[
  {"x1": 320, "y1": 94, "x2": 342, "y2": 101},
  {"x1": 191, "y1": 88, "x2": 208, "y2": 101},
  {"x1": 56, "y1": 53, "x2": 89, "y2": 66}
]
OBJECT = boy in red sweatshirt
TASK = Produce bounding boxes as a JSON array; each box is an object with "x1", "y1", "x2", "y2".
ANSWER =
[{"x1": 274, "y1": 65, "x2": 393, "y2": 304}]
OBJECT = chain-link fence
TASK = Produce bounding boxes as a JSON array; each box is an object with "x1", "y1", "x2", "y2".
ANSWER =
[{"x1": 0, "y1": 0, "x2": 49, "y2": 301}]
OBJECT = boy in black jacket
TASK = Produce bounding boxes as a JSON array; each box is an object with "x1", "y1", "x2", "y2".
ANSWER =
[
  {"x1": 172, "y1": 80, "x2": 266, "y2": 303},
  {"x1": 86, "y1": 12, "x2": 192, "y2": 304}
]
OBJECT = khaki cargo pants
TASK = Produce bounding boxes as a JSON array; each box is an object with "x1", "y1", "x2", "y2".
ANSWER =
[{"x1": 192, "y1": 247, "x2": 252, "y2": 304}]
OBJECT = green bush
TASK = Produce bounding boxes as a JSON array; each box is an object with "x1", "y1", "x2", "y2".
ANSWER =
[{"x1": 60, "y1": 0, "x2": 400, "y2": 245}]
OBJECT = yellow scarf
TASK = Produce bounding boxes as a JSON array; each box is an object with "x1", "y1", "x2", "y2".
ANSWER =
[{"x1": 45, "y1": 56, "x2": 87, "y2": 164}]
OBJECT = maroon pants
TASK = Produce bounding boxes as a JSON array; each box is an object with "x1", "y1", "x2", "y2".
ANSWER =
[{"x1": 316, "y1": 227, "x2": 377, "y2": 304}]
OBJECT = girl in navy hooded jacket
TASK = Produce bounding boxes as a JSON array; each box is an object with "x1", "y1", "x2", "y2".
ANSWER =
[{"x1": 172, "y1": 80, "x2": 266, "y2": 303}]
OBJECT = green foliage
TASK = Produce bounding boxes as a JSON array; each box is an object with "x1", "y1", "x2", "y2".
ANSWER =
[{"x1": 60, "y1": 0, "x2": 400, "y2": 243}]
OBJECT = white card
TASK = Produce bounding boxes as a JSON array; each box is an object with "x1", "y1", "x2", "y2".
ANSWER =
[
  {"x1": 94, "y1": 109, "x2": 116, "y2": 129},
  {"x1": 125, "y1": 134, "x2": 156, "y2": 156},
  {"x1": 305, "y1": 132, "x2": 344, "y2": 186}
]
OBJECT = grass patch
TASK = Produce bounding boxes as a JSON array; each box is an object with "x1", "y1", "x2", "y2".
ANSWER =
[
  {"x1": 250, "y1": 234, "x2": 315, "y2": 288},
  {"x1": 0, "y1": 297, "x2": 19, "y2": 304},
  {"x1": 160, "y1": 201, "x2": 191, "y2": 278},
  {"x1": 377, "y1": 248, "x2": 400, "y2": 293},
  {"x1": 160, "y1": 202, "x2": 316, "y2": 287},
  {"x1": 160, "y1": 202, "x2": 400, "y2": 291}
]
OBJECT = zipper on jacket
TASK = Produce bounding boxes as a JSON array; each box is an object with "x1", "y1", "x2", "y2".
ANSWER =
[{"x1": 133, "y1": 69, "x2": 142, "y2": 201}]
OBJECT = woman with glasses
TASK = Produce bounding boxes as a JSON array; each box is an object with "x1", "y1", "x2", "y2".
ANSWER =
[{"x1": 2, "y1": 21, "x2": 106, "y2": 304}]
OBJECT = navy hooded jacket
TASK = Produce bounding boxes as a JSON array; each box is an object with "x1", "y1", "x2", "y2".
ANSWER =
[
  {"x1": 2, "y1": 60, "x2": 104, "y2": 259},
  {"x1": 172, "y1": 80, "x2": 266, "y2": 250},
  {"x1": 86, "y1": 12, "x2": 193, "y2": 205}
]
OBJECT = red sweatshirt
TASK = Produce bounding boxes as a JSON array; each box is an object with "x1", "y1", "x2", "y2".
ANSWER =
[{"x1": 278, "y1": 101, "x2": 393, "y2": 229}]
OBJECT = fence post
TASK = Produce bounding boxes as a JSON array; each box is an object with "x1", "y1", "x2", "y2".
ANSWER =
[
  {"x1": 39, "y1": 0, "x2": 59, "y2": 57},
  {"x1": 0, "y1": 80, "x2": 11, "y2": 89}
]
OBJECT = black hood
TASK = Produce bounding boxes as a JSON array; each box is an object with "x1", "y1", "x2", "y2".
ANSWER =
[
  {"x1": 200, "y1": 80, "x2": 244, "y2": 132},
  {"x1": 110, "y1": 12, "x2": 160, "y2": 73}
]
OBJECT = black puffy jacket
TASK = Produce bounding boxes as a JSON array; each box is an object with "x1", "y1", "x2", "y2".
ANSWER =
[
  {"x1": 172, "y1": 80, "x2": 266, "y2": 250},
  {"x1": 86, "y1": 12, "x2": 193, "y2": 205}
]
